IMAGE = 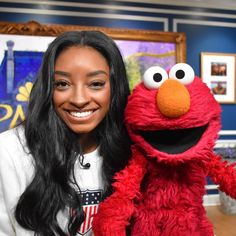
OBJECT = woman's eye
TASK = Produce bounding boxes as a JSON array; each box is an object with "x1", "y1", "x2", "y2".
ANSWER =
[
  {"x1": 169, "y1": 63, "x2": 195, "y2": 85},
  {"x1": 143, "y1": 66, "x2": 168, "y2": 89},
  {"x1": 90, "y1": 81, "x2": 106, "y2": 89},
  {"x1": 53, "y1": 80, "x2": 69, "y2": 90}
]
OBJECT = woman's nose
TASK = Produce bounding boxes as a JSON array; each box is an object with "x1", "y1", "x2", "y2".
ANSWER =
[
  {"x1": 70, "y1": 85, "x2": 90, "y2": 107},
  {"x1": 156, "y1": 79, "x2": 190, "y2": 118}
]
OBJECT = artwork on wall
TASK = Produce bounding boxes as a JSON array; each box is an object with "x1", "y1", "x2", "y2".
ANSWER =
[
  {"x1": 201, "y1": 52, "x2": 236, "y2": 104},
  {"x1": 0, "y1": 20, "x2": 186, "y2": 132},
  {"x1": 115, "y1": 40, "x2": 177, "y2": 90},
  {"x1": 0, "y1": 34, "x2": 54, "y2": 132}
]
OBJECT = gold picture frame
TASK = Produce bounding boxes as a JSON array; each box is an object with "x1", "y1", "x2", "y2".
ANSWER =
[{"x1": 0, "y1": 20, "x2": 186, "y2": 62}]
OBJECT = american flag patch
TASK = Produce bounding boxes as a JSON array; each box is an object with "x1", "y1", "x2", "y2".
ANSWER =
[{"x1": 77, "y1": 190, "x2": 103, "y2": 235}]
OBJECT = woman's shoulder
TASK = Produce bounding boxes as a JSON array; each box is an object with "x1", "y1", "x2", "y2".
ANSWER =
[
  {"x1": 0, "y1": 125, "x2": 29, "y2": 160},
  {"x1": 0, "y1": 126, "x2": 34, "y2": 178},
  {"x1": 0, "y1": 125, "x2": 25, "y2": 147}
]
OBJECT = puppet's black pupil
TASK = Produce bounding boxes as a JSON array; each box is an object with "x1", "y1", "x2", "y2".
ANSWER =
[
  {"x1": 153, "y1": 73, "x2": 162, "y2": 82},
  {"x1": 176, "y1": 70, "x2": 185, "y2": 79}
]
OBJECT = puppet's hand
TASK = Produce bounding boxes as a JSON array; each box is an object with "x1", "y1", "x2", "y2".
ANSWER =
[
  {"x1": 208, "y1": 153, "x2": 236, "y2": 199},
  {"x1": 93, "y1": 146, "x2": 147, "y2": 236},
  {"x1": 93, "y1": 196, "x2": 133, "y2": 236}
]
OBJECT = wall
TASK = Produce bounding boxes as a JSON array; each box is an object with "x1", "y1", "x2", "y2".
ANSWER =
[{"x1": 0, "y1": 0, "x2": 236, "y2": 135}]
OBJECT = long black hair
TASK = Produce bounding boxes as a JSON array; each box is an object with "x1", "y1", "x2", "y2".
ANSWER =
[{"x1": 15, "y1": 31, "x2": 131, "y2": 236}]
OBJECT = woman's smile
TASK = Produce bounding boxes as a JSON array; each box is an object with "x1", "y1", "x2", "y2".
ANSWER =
[
  {"x1": 64, "y1": 109, "x2": 97, "y2": 123},
  {"x1": 68, "y1": 110, "x2": 94, "y2": 119}
]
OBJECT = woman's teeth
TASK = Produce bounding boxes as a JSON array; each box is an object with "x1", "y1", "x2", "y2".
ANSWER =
[{"x1": 69, "y1": 110, "x2": 93, "y2": 118}]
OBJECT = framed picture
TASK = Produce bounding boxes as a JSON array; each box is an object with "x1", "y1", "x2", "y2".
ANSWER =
[
  {"x1": 201, "y1": 52, "x2": 236, "y2": 104},
  {"x1": 0, "y1": 20, "x2": 186, "y2": 132}
]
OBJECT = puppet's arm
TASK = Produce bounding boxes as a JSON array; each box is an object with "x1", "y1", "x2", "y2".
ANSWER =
[
  {"x1": 93, "y1": 146, "x2": 147, "y2": 236},
  {"x1": 208, "y1": 153, "x2": 236, "y2": 198}
]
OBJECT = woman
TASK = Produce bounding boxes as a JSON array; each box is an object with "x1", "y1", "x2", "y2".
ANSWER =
[{"x1": 0, "y1": 31, "x2": 131, "y2": 236}]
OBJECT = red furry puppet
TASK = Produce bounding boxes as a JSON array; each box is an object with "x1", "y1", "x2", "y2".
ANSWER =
[{"x1": 93, "y1": 63, "x2": 236, "y2": 236}]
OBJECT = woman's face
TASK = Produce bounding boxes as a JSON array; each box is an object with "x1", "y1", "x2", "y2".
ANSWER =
[{"x1": 53, "y1": 46, "x2": 111, "y2": 135}]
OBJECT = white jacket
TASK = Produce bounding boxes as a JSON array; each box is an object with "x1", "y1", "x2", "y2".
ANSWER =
[{"x1": 0, "y1": 126, "x2": 104, "y2": 236}]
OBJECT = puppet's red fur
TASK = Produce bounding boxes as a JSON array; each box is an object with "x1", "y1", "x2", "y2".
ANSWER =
[{"x1": 93, "y1": 64, "x2": 236, "y2": 236}]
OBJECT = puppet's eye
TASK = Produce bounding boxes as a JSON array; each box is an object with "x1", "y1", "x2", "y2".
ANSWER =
[
  {"x1": 143, "y1": 66, "x2": 168, "y2": 89},
  {"x1": 169, "y1": 63, "x2": 195, "y2": 85}
]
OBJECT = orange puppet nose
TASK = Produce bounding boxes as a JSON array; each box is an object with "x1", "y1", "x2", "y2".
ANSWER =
[{"x1": 157, "y1": 79, "x2": 190, "y2": 118}]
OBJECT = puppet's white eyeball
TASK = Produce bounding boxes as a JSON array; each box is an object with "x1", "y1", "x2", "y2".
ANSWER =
[
  {"x1": 143, "y1": 66, "x2": 168, "y2": 89},
  {"x1": 169, "y1": 63, "x2": 195, "y2": 85}
]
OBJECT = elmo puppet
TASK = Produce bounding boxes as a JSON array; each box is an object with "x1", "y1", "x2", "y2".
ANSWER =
[{"x1": 93, "y1": 63, "x2": 236, "y2": 236}]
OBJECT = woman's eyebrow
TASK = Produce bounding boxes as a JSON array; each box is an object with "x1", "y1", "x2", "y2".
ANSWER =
[
  {"x1": 87, "y1": 70, "x2": 108, "y2": 77},
  {"x1": 53, "y1": 70, "x2": 108, "y2": 78},
  {"x1": 54, "y1": 71, "x2": 71, "y2": 77}
]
